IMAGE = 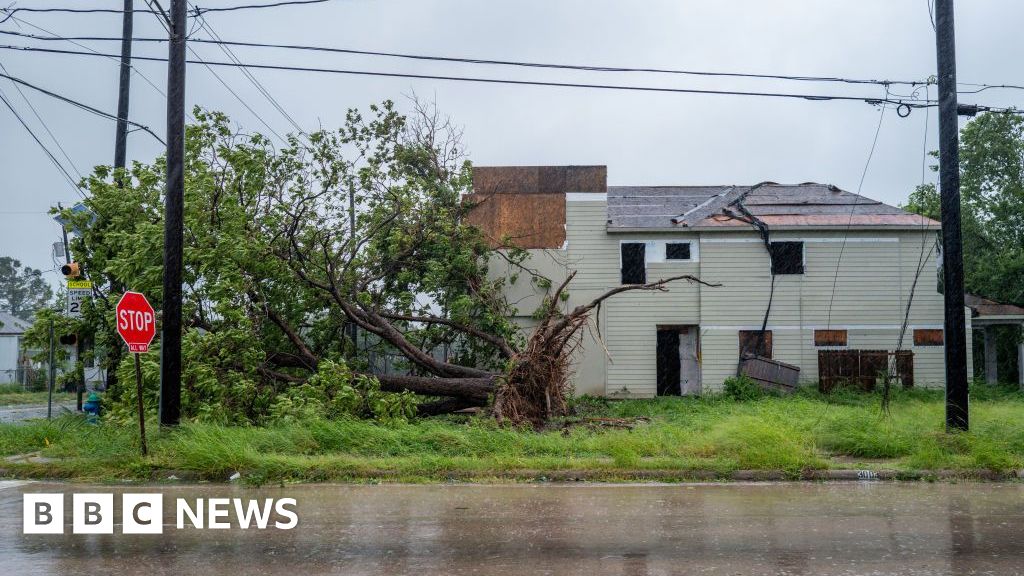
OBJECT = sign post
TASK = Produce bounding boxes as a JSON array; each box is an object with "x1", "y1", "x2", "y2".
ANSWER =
[{"x1": 115, "y1": 291, "x2": 156, "y2": 456}]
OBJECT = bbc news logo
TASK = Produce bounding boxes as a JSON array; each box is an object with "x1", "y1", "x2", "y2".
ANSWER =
[{"x1": 23, "y1": 494, "x2": 298, "y2": 534}]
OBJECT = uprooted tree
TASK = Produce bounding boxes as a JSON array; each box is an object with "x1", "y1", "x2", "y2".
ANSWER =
[{"x1": 36, "y1": 100, "x2": 707, "y2": 426}]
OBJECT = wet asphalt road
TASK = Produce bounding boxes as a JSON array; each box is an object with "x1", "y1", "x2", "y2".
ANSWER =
[
  {"x1": 0, "y1": 403, "x2": 77, "y2": 423},
  {"x1": 1, "y1": 481, "x2": 1023, "y2": 575}
]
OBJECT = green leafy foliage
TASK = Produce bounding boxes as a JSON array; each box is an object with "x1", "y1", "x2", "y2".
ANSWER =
[
  {"x1": 21, "y1": 101, "x2": 519, "y2": 424},
  {"x1": 904, "y1": 111, "x2": 1024, "y2": 381},
  {"x1": 723, "y1": 375, "x2": 764, "y2": 401},
  {"x1": 0, "y1": 256, "x2": 52, "y2": 321}
]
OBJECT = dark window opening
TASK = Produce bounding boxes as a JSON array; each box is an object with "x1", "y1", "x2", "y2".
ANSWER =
[
  {"x1": 814, "y1": 329, "x2": 848, "y2": 347},
  {"x1": 620, "y1": 243, "x2": 646, "y2": 284},
  {"x1": 739, "y1": 330, "x2": 773, "y2": 359},
  {"x1": 770, "y1": 241, "x2": 804, "y2": 275},
  {"x1": 665, "y1": 242, "x2": 691, "y2": 260},
  {"x1": 913, "y1": 329, "x2": 944, "y2": 346}
]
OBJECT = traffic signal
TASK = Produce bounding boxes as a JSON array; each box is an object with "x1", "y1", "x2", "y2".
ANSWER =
[
  {"x1": 61, "y1": 262, "x2": 81, "y2": 278},
  {"x1": 58, "y1": 333, "x2": 78, "y2": 346}
]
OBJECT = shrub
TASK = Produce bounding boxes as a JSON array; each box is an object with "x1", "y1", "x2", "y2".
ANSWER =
[{"x1": 723, "y1": 375, "x2": 763, "y2": 401}]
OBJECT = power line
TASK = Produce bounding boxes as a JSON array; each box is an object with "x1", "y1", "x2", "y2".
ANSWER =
[
  {"x1": 0, "y1": 44, "x2": 941, "y2": 110},
  {"x1": 0, "y1": 28, "x2": 938, "y2": 89},
  {"x1": 192, "y1": 0, "x2": 331, "y2": 14},
  {"x1": 192, "y1": 11, "x2": 306, "y2": 137},
  {"x1": 0, "y1": 59, "x2": 83, "y2": 180},
  {"x1": 2, "y1": 16, "x2": 168, "y2": 98},
  {"x1": 186, "y1": 42, "x2": 290, "y2": 144},
  {"x1": 6, "y1": 28, "x2": 1021, "y2": 98},
  {"x1": 0, "y1": 0, "x2": 330, "y2": 22},
  {"x1": 826, "y1": 99, "x2": 888, "y2": 329},
  {"x1": 0, "y1": 85, "x2": 83, "y2": 197},
  {"x1": 0, "y1": 70, "x2": 165, "y2": 144}
]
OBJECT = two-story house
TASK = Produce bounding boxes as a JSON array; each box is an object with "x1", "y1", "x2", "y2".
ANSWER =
[{"x1": 467, "y1": 165, "x2": 972, "y2": 396}]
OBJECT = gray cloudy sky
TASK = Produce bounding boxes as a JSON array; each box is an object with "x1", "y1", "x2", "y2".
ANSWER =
[{"x1": 1, "y1": 0, "x2": 1021, "y2": 285}]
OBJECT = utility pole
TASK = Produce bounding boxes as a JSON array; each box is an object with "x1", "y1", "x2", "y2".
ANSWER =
[
  {"x1": 159, "y1": 0, "x2": 186, "y2": 427},
  {"x1": 107, "y1": 0, "x2": 133, "y2": 395},
  {"x1": 935, "y1": 0, "x2": 969, "y2": 431},
  {"x1": 113, "y1": 0, "x2": 133, "y2": 177}
]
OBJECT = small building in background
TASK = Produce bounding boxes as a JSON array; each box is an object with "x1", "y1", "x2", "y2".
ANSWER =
[{"x1": 0, "y1": 311, "x2": 32, "y2": 385}]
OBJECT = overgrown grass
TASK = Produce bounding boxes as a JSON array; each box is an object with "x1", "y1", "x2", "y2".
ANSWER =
[
  {"x1": 1, "y1": 386, "x2": 1022, "y2": 483},
  {"x1": 0, "y1": 385, "x2": 76, "y2": 406}
]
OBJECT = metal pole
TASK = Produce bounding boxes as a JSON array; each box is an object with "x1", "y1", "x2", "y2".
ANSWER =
[
  {"x1": 47, "y1": 318, "x2": 54, "y2": 419},
  {"x1": 159, "y1": 0, "x2": 186, "y2": 426},
  {"x1": 135, "y1": 352, "x2": 148, "y2": 455},
  {"x1": 935, "y1": 0, "x2": 969, "y2": 431},
  {"x1": 113, "y1": 0, "x2": 133, "y2": 177}
]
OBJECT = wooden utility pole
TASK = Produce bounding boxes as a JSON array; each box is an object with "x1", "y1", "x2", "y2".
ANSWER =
[
  {"x1": 159, "y1": 0, "x2": 186, "y2": 426},
  {"x1": 113, "y1": 0, "x2": 133, "y2": 176},
  {"x1": 934, "y1": 0, "x2": 969, "y2": 431},
  {"x1": 106, "y1": 0, "x2": 134, "y2": 396}
]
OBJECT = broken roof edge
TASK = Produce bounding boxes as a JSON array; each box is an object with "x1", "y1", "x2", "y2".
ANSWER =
[{"x1": 606, "y1": 223, "x2": 942, "y2": 233}]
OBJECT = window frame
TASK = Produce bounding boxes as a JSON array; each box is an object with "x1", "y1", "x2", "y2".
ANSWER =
[
  {"x1": 769, "y1": 241, "x2": 805, "y2": 275},
  {"x1": 664, "y1": 242, "x2": 693, "y2": 261},
  {"x1": 620, "y1": 242, "x2": 647, "y2": 285},
  {"x1": 814, "y1": 329, "x2": 848, "y2": 347},
  {"x1": 738, "y1": 330, "x2": 773, "y2": 359},
  {"x1": 913, "y1": 329, "x2": 944, "y2": 346}
]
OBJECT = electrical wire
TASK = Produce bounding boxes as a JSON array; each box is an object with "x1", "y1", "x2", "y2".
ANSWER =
[
  {"x1": 0, "y1": 44, "x2": 940, "y2": 110},
  {"x1": 0, "y1": 1, "x2": 330, "y2": 22},
  {"x1": 0, "y1": 71, "x2": 165, "y2": 144},
  {"x1": 192, "y1": 0, "x2": 331, "y2": 14},
  {"x1": 0, "y1": 59, "x2": 83, "y2": 180},
  {"x1": 4, "y1": 27, "x2": 1021, "y2": 99},
  {"x1": 186, "y1": 42, "x2": 289, "y2": 144},
  {"x1": 192, "y1": 11, "x2": 306, "y2": 138},
  {"x1": 3, "y1": 16, "x2": 168, "y2": 98},
  {"x1": 0, "y1": 29, "x2": 940, "y2": 89},
  {"x1": 825, "y1": 98, "x2": 888, "y2": 329},
  {"x1": 0, "y1": 85, "x2": 83, "y2": 197}
]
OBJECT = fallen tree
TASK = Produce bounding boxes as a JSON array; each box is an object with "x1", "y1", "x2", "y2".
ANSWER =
[{"x1": 47, "y1": 101, "x2": 715, "y2": 425}]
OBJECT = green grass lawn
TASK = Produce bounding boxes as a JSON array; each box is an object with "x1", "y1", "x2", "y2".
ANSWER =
[
  {"x1": 1, "y1": 386, "x2": 1022, "y2": 483},
  {"x1": 0, "y1": 384, "x2": 76, "y2": 406}
]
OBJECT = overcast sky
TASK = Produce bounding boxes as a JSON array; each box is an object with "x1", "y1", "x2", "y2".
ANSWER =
[{"x1": 1, "y1": 0, "x2": 1021, "y2": 286}]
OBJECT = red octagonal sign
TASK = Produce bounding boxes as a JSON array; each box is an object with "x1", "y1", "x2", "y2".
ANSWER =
[{"x1": 116, "y1": 291, "x2": 156, "y2": 353}]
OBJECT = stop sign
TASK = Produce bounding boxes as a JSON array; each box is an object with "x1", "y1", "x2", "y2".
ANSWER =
[{"x1": 116, "y1": 291, "x2": 156, "y2": 353}]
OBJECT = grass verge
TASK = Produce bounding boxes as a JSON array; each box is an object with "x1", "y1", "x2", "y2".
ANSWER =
[{"x1": 1, "y1": 386, "x2": 1022, "y2": 484}]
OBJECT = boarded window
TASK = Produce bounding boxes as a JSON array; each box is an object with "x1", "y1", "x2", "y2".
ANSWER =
[
  {"x1": 770, "y1": 241, "x2": 804, "y2": 275},
  {"x1": 665, "y1": 242, "x2": 691, "y2": 260},
  {"x1": 913, "y1": 329, "x2": 944, "y2": 346},
  {"x1": 620, "y1": 243, "x2": 646, "y2": 284},
  {"x1": 739, "y1": 330, "x2": 772, "y2": 358},
  {"x1": 814, "y1": 329, "x2": 848, "y2": 347}
]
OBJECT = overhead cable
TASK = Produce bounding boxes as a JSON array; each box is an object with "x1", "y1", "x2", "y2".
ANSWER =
[{"x1": 0, "y1": 44, "x2": 939, "y2": 109}]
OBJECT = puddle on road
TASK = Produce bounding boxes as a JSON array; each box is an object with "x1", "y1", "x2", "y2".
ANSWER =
[{"x1": 2, "y1": 482, "x2": 1023, "y2": 575}]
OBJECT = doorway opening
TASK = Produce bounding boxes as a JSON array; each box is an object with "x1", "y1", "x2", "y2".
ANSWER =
[{"x1": 656, "y1": 325, "x2": 701, "y2": 396}]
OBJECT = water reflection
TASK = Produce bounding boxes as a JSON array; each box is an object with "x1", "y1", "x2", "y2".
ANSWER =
[{"x1": 2, "y1": 482, "x2": 1023, "y2": 576}]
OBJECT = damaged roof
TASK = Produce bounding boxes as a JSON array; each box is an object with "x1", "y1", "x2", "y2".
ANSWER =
[
  {"x1": 606, "y1": 183, "x2": 939, "y2": 230},
  {"x1": 965, "y1": 294, "x2": 1024, "y2": 320}
]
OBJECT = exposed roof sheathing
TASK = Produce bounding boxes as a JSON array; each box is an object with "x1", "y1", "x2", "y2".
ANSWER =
[{"x1": 607, "y1": 183, "x2": 939, "y2": 230}]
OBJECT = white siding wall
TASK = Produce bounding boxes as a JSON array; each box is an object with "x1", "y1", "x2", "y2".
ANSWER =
[{"x1": 488, "y1": 196, "x2": 967, "y2": 396}]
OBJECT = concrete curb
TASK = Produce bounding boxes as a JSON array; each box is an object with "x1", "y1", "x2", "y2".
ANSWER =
[{"x1": 1, "y1": 466, "x2": 1022, "y2": 484}]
